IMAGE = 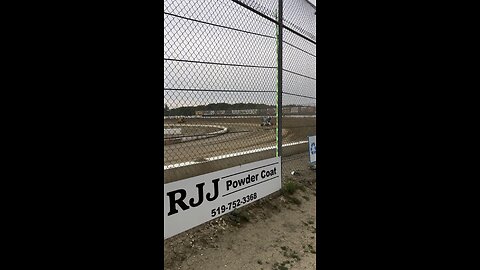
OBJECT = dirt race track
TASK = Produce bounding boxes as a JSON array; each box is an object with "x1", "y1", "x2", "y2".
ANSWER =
[{"x1": 164, "y1": 117, "x2": 316, "y2": 168}]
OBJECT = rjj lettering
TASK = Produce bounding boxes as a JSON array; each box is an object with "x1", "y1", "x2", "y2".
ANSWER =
[{"x1": 166, "y1": 178, "x2": 219, "y2": 216}]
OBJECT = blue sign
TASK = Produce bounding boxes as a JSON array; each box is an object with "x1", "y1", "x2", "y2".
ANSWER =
[{"x1": 308, "y1": 136, "x2": 316, "y2": 163}]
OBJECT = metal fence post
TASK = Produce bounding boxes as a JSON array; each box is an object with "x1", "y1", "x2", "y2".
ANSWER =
[{"x1": 276, "y1": 0, "x2": 283, "y2": 158}]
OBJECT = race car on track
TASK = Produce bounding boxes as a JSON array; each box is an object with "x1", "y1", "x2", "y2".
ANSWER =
[{"x1": 260, "y1": 116, "x2": 272, "y2": 126}]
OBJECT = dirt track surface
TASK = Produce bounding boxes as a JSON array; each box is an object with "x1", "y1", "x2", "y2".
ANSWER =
[
  {"x1": 164, "y1": 117, "x2": 315, "y2": 167},
  {"x1": 164, "y1": 153, "x2": 317, "y2": 270}
]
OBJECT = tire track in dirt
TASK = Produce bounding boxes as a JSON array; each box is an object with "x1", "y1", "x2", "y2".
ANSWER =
[
  {"x1": 164, "y1": 117, "x2": 314, "y2": 167},
  {"x1": 164, "y1": 123, "x2": 276, "y2": 165}
]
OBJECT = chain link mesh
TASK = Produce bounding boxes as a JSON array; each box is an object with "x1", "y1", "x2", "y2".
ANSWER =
[
  {"x1": 164, "y1": 0, "x2": 316, "y2": 176},
  {"x1": 282, "y1": 0, "x2": 316, "y2": 145}
]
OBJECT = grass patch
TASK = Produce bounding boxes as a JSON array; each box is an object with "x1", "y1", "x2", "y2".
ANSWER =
[
  {"x1": 282, "y1": 181, "x2": 300, "y2": 195},
  {"x1": 228, "y1": 209, "x2": 250, "y2": 225},
  {"x1": 281, "y1": 246, "x2": 301, "y2": 262},
  {"x1": 273, "y1": 261, "x2": 290, "y2": 270},
  {"x1": 304, "y1": 244, "x2": 316, "y2": 254},
  {"x1": 281, "y1": 182, "x2": 303, "y2": 206},
  {"x1": 290, "y1": 252, "x2": 300, "y2": 261},
  {"x1": 282, "y1": 180, "x2": 307, "y2": 206}
]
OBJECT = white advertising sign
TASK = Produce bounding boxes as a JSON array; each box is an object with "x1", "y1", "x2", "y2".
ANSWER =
[
  {"x1": 164, "y1": 157, "x2": 281, "y2": 239},
  {"x1": 308, "y1": 135, "x2": 316, "y2": 163}
]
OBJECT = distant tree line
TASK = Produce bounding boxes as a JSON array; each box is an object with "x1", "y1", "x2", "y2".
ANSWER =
[
  {"x1": 163, "y1": 103, "x2": 313, "y2": 116},
  {"x1": 164, "y1": 103, "x2": 273, "y2": 116}
]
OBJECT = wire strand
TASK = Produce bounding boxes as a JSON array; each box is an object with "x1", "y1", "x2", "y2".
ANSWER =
[
  {"x1": 164, "y1": 58, "x2": 277, "y2": 69},
  {"x1": 164, "y1": 12, "x2": 276, "y2": 39},
  {"x1": 283, "y1": 69, "x2": 316, "y2": 80},
  {"x1": 283, "y1": 92, "x2": 316, "y2": 99},
  {"x1": 165, "y1": 88, "x2": 276, "y2": 93}
]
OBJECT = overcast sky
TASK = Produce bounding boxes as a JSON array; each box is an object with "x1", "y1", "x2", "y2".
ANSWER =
[{"x1": 164, "y1": 0, "x2": 316, "y2": 108}]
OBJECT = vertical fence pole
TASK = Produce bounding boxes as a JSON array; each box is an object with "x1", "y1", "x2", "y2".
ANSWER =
[{"x1": 276, "y1": 0, "x2": 283, "y2": 157}]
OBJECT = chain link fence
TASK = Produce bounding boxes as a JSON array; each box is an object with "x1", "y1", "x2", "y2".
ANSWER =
[
  {"x1": 281, "y1": 0, "x2": 316, "y2": 169},
  {"x1": 164, "y1": 0, "x2": 316, "y2": 179}
]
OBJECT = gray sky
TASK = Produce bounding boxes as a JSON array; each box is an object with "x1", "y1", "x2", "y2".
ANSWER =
[{"x1": 164, "y1": 0, "x2": 316, "y2": 109}]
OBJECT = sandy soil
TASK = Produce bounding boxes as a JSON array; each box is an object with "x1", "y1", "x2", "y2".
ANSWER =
[{"x1": 164, "y1": 153, "x2": 317, "y2": 270}]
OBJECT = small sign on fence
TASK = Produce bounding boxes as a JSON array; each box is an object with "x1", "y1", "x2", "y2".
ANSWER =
[
  {"x1": 164, "y1": 157, "x2": 282, "y2": 239},
  {"x1": 308, "y1": 135, "x2": 316, "y2": 163}
]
